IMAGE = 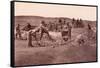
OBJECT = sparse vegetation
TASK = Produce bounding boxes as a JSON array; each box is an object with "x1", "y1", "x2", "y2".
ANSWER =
[{"x1": 15, "y1": 16, "x2": 97, "y2": 66}]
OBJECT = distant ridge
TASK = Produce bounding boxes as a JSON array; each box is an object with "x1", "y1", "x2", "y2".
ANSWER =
[
  {"x1": 15, "y1": 15, "x2": 72, "y2": 20},
  {"x1": 15, "y1": 15, "x2": 96, "y2": 21},
  {"x1": 15, "y1": 16, "x2": 96, "y2": 27},
  {"x1": 15, "y1": 16, "x2": 44, "y2": 19}
]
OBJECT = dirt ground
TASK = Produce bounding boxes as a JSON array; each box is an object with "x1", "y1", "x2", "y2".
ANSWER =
[{"x1": 15, "y1": 28, "x2": 97, "y2": 66}]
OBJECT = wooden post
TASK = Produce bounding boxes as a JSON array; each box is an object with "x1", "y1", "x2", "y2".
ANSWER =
[{"x1": 28, "y1": 31, "x2": 33, "y2": 47}]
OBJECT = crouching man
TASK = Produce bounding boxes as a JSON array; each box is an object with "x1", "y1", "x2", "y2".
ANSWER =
[
  {"x1": 61, "y1": 22, "x2": 72, "y2": 41},
  {"x1": 39, "y1": 21, "x2": 54, "y2": 41}
]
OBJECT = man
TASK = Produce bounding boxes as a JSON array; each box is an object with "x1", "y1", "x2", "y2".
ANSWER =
[
  {"x1": 61, "y1": 22, "x2": 72, "y2": 41},
  {"x1": 16, "y1": 24, "x2": 22, "y2": 39},
  {"x1": 61, "y1": 24, "x2": 69, "y2": 41},
  {"x1": 67, "y1": 22, "x2": 72, "y2": 40},
  {"x1": 39, "y1": 21, "x2": 54, "y2": 41},
  {"x1": 25, "y1": 23, "x2": 39, "y2": 47},
  {"x1": 87, "y1": 23, "x2": 94, "y2": 40}
]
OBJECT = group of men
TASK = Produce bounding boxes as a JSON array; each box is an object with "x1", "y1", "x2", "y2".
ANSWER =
[{"x1": 15, "y1": 20, "x2": 72, "y2": 47}]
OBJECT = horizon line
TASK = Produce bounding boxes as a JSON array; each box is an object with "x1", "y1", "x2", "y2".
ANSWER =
[{"x1": 15, "y1": 15, "x2": 96, "y2": 21}]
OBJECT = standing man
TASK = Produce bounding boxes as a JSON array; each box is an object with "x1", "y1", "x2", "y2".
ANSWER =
[
  {"x1": 16, "y1": 24, "x2": 22, "y2": 39},
  {"x1": 25, "y1": 23, "x2": 35, "y2": 47},
  {"x1": 87, "y1": 23, "x2": 94, "y2": 40},
  {"x1": 23, "y1": 23, "x2": 34, "y2": 47},
  {"x1": 67, "y1": 22, "x2": 72, "y2": 40}
]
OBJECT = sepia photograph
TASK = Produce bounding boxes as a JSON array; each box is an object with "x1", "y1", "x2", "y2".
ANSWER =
[{"x1": 11, "y1": 1, "x2": 97, "y2": 67}]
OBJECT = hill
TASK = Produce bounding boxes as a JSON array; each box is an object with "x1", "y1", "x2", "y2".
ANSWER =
[{"x1": 15, "y1": 16, "x2": 96, "y2": 28}]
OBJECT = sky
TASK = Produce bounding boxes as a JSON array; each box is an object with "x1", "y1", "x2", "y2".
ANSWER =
[{"x1": 15, "y1": 2, "x2": 97, "y2": 21}]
